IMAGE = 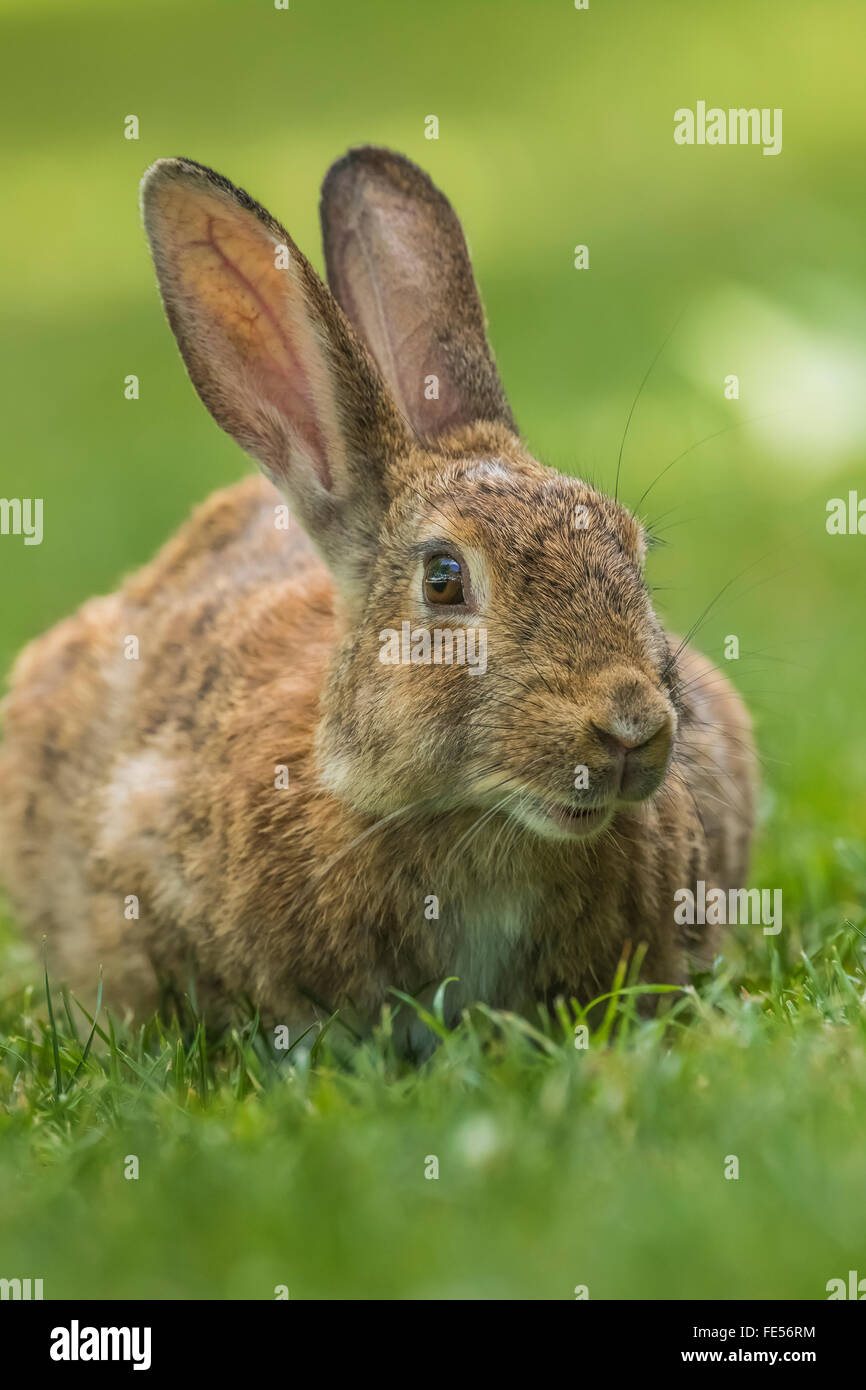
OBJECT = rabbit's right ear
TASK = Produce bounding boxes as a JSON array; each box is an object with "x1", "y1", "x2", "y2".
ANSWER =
[
  {"x1": 320, "y1": 147, "x2": 517, "y2": 442},
  {"x1": 141, "y1": 157, "x2": 410, "y2": 598}
]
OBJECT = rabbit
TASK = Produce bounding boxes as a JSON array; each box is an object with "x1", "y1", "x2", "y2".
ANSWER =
[{"x1": 0, "y1": 148, "x2": 757, "y2": 1050}]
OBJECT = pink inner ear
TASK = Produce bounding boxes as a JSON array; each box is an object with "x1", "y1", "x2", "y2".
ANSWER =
[
  {"x1": 183, "y1": 211, "x2": 333, "y2": 490},
  {"x1": 336, "y1": 206, "x2": 465, "y2": 439}
]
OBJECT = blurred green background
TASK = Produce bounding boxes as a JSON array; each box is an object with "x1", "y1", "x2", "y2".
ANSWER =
[
  {"x1": 1, "y1": 0, "x2": 864, "y2": 847},
  {"x1": 1, "y1": 0, "x2": 864, "y2": 1301}
]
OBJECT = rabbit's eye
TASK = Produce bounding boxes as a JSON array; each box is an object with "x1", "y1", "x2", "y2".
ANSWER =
[{"x1": 424, "y1": 555, "x2": 464, "y2": 605}]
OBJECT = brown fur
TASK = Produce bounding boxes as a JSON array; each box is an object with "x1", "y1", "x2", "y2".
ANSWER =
[{"x1": 0, "y1": 149, "x2": 756, "y2": 1047}]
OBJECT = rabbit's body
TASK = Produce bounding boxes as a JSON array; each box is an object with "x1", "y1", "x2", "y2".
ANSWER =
[
  {"x1": 0, "y1": 458, "x2": 753, "y2": 1036},
  {"x1": 0, "y1": 149, "x2": 756, "y2": 1040}
]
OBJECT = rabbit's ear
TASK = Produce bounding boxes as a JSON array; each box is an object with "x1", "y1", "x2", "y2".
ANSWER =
[
  {"x1": 320, "y1": 147, "x2": 517, "y2": 441},
  {"x1": 141, "y1": 157, "x2": 410, "y2": 596}
]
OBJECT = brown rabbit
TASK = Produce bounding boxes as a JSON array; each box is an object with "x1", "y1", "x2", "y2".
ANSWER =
[{"x1": 0, "y1": 149, "x2": 756, "y2": 1049}]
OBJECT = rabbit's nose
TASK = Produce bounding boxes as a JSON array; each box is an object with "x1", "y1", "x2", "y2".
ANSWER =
[
  {"x1": 591, "y1": 714, "x2": 670, "y2": 757},
  {"x1": 590, "y1": 709, "x2": 673, "y2": 798}
]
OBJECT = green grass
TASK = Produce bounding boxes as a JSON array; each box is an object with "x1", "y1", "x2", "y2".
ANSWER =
[
  {"x1": 2, "y1": 831, "x2": 865, "y2": 1300},
  {"x1": 1, "y1": 0, "x2": 865, "y2": 1300}
]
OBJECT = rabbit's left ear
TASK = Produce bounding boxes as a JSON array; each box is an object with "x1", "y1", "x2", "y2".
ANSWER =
[
  {"x1": 320, "y1": 147, "x2": 517, "y2": 442},
  {"x1": 141, "y1": 157, "x2": 410, "y2": 599}
]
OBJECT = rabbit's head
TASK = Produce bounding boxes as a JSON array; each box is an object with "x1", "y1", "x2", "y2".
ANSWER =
[{"x1": 142, "y1": 149, "x2": 678, "y2": 843}]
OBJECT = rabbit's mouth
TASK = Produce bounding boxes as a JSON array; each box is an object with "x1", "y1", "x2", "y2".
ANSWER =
[{"x1": 522, "y1": 798, "x2": 614, "y2": 841}]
